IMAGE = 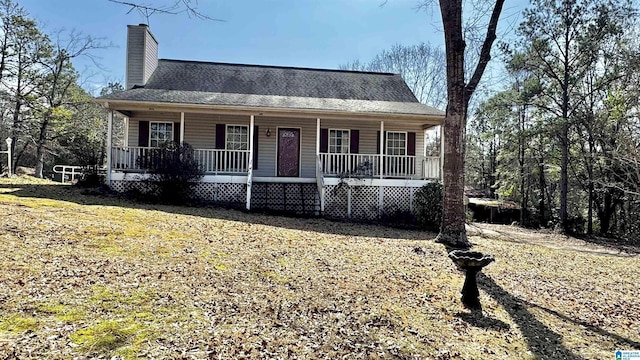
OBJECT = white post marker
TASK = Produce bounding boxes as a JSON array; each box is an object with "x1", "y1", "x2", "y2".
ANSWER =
[{"x1": 3, "y1": 137, "x2": 12, "y2": 176}]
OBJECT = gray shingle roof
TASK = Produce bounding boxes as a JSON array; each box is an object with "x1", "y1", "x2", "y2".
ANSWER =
[
  {"x1": 99, "y1": 59, "x2": 445, "y2": 117},
  {"x1": 100, "y1": 88, "x2": 443, "y2": 116}
]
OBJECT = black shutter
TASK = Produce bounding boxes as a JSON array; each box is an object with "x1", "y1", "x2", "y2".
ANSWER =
[
  {"x1": 320, "y1": 128, "x2": 328, "y2": 153},
  {"x1": 407, "y1": 132, "x2": 416, "y2": 156},
  {"x1": 376, "y1": 131, "x2": 386, "y2": 154},
  {"x1": 174, "y1": 122, "x2": 180, "y2": 143},
  {"x1": 253, "y1": 125, "x2": 259, "y2": 170},
  {"x1": 216, "y1": 124, "x2": 226, "y2": 149},
  {"x1": 350, "y1": 130, "x2": 359, "y2": 154},
  {"x1": 138, "y1": 121, "x2": 149, "y2": 147}
]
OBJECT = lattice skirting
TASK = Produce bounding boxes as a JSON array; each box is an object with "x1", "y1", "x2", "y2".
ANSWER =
[
  {"x1": 251, "y1": 182, "x2": 320, "y2": 215},
  {"x1": 110, "y1": 180, "x2": 246, "y2": 205},
  {"x1": 111, "y1": 180, "x2": 420, "y2": 221},
  {"x1": 325, "y1": 185, "x2": 420, "y2": 221},
  {"x1": 191, "y1": 183, "x2": 246, "y2": 203}
]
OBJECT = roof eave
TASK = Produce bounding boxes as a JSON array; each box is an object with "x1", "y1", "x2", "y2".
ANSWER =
[{"x1": 95, "y1": 98, "x2": 445, "y2": 123}]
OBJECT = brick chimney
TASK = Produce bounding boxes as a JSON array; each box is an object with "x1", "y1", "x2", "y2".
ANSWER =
[{"x1": 125, "y1": 24, "x2": 158, "y2": 89}]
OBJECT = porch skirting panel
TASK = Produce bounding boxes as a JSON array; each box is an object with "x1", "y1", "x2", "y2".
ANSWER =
[
  {"x1": 110, "y1": 178, "x2": 430, "y2": 221},
  {"x1": 251, "y1": 183, "x2": 320, "y2": 215},
  {"x1": 110, "y1": 180, "x2": 247, "y2": 206},
  {"x1": 191, "y1": 182, "x2": 247, "y2": 204},
  {"x1": 324, "y1": 185, "x2": 420, "y2": 221}
]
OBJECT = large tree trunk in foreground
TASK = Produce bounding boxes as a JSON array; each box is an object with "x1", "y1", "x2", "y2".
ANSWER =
[
  {"x1": 436, "y1": 0, "x2": 468, "y2": 248},
  {"x1": 435, "y1": 0, "x2": 504, "y2": 248},
  {"x1": 438, "y1": 106, "x2": 469, "y2": 247}
]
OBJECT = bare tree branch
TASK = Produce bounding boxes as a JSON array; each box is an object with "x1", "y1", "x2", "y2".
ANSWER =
[
  {"x1": 108, "y1": 0, "x2": 225, "y2": 23},
  {"x1": 464, "y1": 0, "x2": 506, "y2": 101}
]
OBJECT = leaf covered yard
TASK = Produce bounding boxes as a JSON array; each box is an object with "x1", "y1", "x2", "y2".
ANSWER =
[{"x1": 0, "y1": 177, "x2": 638, "y2": 359}]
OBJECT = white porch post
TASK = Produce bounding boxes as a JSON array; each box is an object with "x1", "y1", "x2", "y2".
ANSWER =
[
  {"x1": 316, "y1": 118, "x2": 320, "y2": 157},
  {"x1": 106, "y1": 110, "x2": 113, "y2": 187},
  {"x1": 379, "y1": 120, "x2": 384, "y2": 179},
  {"x1": 316, "y1": 117, "x2": 325, "y2": 213},
  {"x1": 246, "y1": 115, "x2": 255, "y2": 210},
  {"x1": 439, "y1": 125, "x2": 444, "y2": 181},
  {"x1": 378, "y1": 120, "x2": 384, "y2": 214},
  {"x1": 180, "y1": 112, "x2": 185, "y2": 145},
  {"x1": 123, "y1": 117, "x2": 129, "y2": 146}
]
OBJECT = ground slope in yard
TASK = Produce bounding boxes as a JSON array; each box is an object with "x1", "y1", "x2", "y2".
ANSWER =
[{"x1": 0, "y1": 177, "x2": 638, "y2": 359}]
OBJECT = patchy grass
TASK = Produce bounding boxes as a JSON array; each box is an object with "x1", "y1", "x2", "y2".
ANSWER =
[
  {"x1": 0, "y1": 176, "x2": 639, "y2": 359},
  {"x1": 0, "y1": 315, "x2": 38, "y2": 333}
]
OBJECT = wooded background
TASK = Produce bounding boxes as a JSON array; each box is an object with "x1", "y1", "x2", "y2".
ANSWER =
[{"x1": 1, "y1": 0, "x2": 638, "y2": 243}]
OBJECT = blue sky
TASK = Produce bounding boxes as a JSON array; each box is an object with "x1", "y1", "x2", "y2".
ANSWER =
[{"x1": 19, "y1": 0, "x2": 527, "y2": 94}]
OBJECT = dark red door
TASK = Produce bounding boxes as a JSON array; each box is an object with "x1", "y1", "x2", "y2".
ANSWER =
[{"x1": 277, "y1": 128, "x2": 300, "y2": 177}]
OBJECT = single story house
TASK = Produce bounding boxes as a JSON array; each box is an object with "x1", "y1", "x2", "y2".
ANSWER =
[{"x1": 96, "y1": 24, "x2": 445, "y2": 219}]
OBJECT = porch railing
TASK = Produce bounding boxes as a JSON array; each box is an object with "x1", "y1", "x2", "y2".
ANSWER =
[
  {"x1": 193, "y1": 148, "x2": 250, "y2": 174},
  {"x1": 319, "y1": 153, "x2": 440, "y2": 179},
  {"x1": 422, "y1": 156, "x2": 440, "y2": 179},
  {"x1": 320, "y1": 153, "x2": 380, "y2": 177},
  {"x1": 111, "y1": 146, "x2": 250, "y2": 174}
]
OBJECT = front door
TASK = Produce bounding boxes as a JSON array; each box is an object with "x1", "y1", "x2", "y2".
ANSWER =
[{"x1": 277, "y1": 128, "x2": 300, "y2": 177}]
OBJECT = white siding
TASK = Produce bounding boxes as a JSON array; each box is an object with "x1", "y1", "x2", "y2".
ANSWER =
[
  {"x1": 185, "y1": 113, "x2": 249, "y2": 149},
  {"x1": 252, "y1": 116, "x2": 317, "y2": 178},
  {"x1": 128, "y1": 111, "x2": 180, "y2": 146},
  {"x1": 319, "y1": 119, "x2": 426, "y2": 176},
  {"x1": 125, "y1": 111, "x2": 427, "y2": 178},
  {"x1": 319, "y1": 119, "x2": 424, "y2": 155}
]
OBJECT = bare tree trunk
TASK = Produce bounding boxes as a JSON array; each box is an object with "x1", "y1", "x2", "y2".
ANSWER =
[
  {"x1": 436, "y1": 0, "x2": 504, "y2": 248},
  {"x1": 558, "y1": 21, "x2": 572, "y2": 233},
  {"x1": 438, "y1": 108, "x2": 469, "y2": 247},
  {"x1": 436, "y1": 0, "x2": 468, "y2": 248},
  {"x1": 519, "y1": 106, "x2": 526, "y2": 225},
  {"x1": 10, "y1": 96, "x2": 22, "y2": 171},
  {"x1": 538, "y1": 152, "x2": 547, "y2": 226},
  {"x1": 559, "y1": 120, "x2": 569, "y2": 230},
  {"x1": 489, "y1": 141, "x2": 497, "y2": 199},
  {"x1": 588, "y1": 182, "x2": 593, "y2": 234},
  {"x1": 34, "y1": 114, "x2": 50, "y2": 178}
]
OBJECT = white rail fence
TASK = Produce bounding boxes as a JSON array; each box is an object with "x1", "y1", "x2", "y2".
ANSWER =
[{"x1": 52, "y1": 165, "x2": 106, "y2": 183}]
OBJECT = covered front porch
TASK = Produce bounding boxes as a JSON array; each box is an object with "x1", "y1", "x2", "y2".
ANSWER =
[
  {"x1": 110, "y1": 146, "x2": 440, "y2": 179},
  {"x1": 105, "y1": 107, "x2": 443, "y2": 214},
  {"x1": 107, "y1": 111, "x2": 442, "y2": 180}
]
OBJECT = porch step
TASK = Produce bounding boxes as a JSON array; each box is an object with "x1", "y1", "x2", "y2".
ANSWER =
[{"x1": 251, "y1": 182, "x2": 320, "y2": 216}]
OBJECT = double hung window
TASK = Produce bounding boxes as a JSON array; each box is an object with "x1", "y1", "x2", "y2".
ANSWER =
[
  {"x1": 226, "y1": 125, "x2": 248, "y2": 150},
  {"x1": 150, "y1": 122, "x2": 173, "y2": 147},
  {"x1": 386, "y1": 131, "x2": 406, "y2": 155},
  {"x1": 329, "y1": 129, "x2": 350, "y2": 154}
]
